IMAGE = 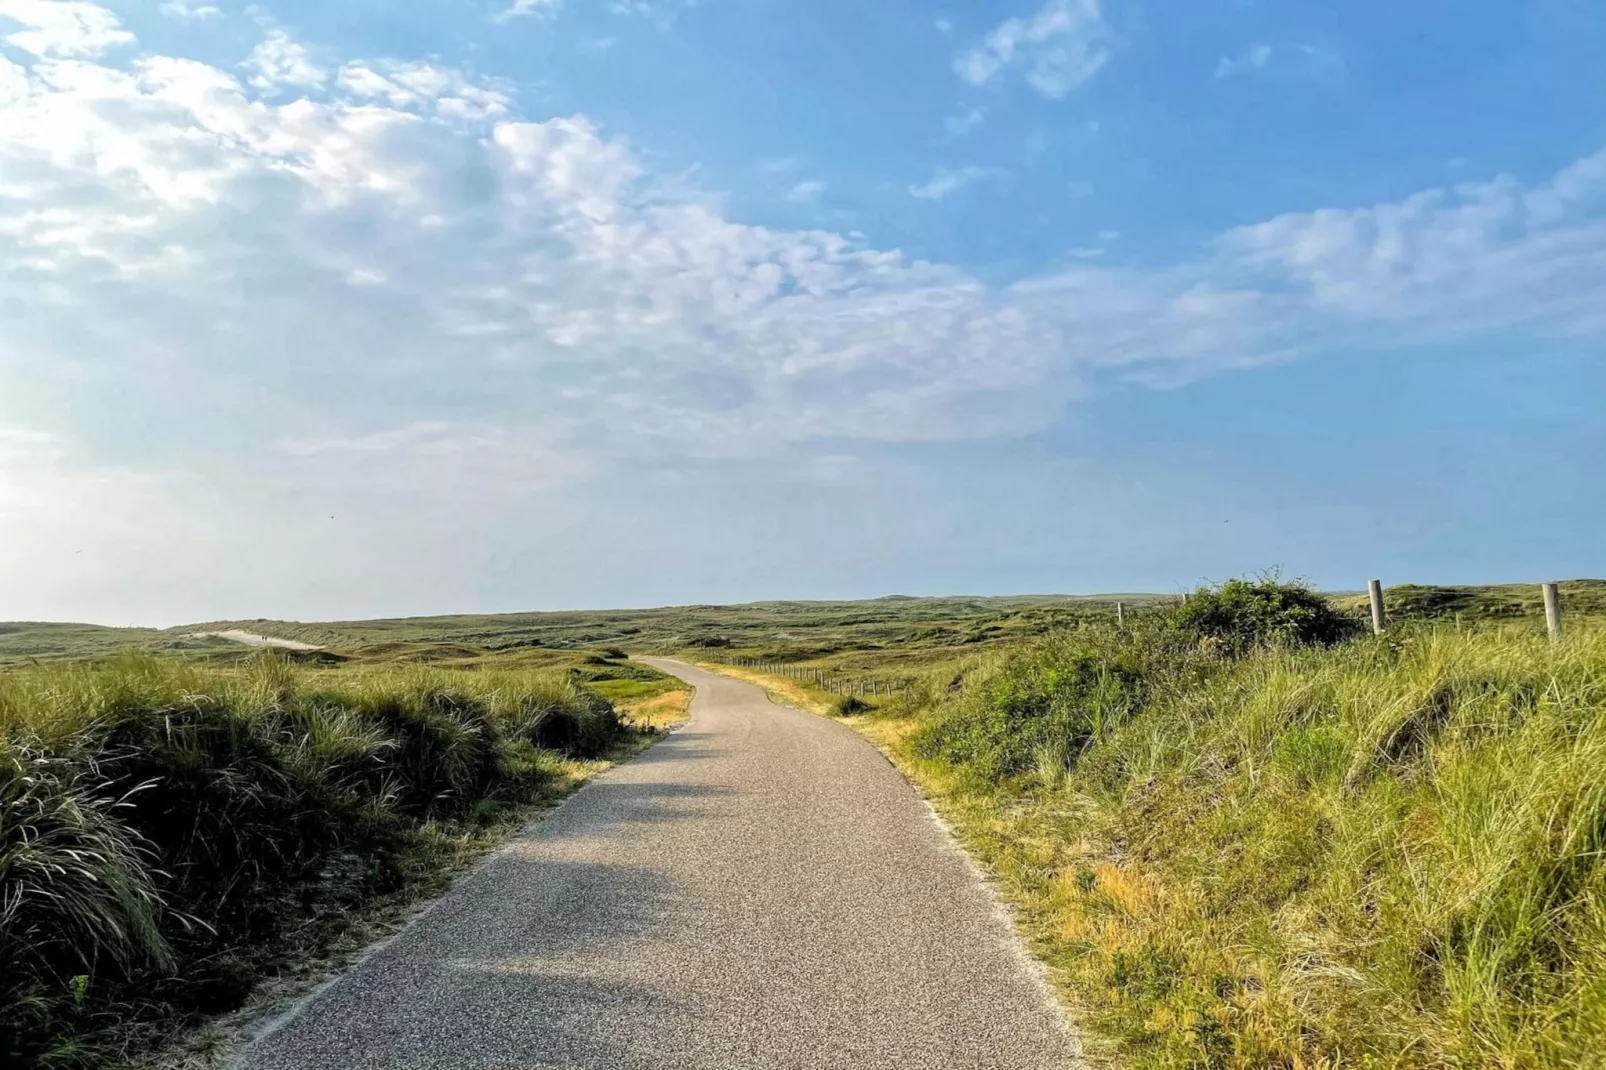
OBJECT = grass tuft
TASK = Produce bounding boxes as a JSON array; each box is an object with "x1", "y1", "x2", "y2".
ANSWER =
[
  {"x1": 0, "y1": 653, "x2": 636, "y2": 1068},
  {"x1": 849, "y1": 619, "x2": 1606, "y2": 1068}
]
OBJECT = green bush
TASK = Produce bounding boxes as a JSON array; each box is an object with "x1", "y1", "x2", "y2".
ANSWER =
[
  {"x1": 1171, "y1": 575, "x2": 1356, "y2": 651},
  {"x1": 0, "y1": 654, "x2": 624, "y2": 1068},
  {"x1": 914, "y1": 637, "x2": 1145, "y2": 785}
]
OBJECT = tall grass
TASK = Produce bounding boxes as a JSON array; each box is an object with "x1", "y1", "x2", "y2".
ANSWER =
[
  {"x1": 0, "y1": 654, "x2": 623, "y2": 1068},
  {"x1": 880, "y1": 617, "x2": 1606, "y2": 1067}
]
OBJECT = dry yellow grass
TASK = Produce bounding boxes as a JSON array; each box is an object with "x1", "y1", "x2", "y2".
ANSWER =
[
  {"x1": 688, "y1": 661, "x2": 836, "y2": 716},
  {"x1": 615, "y1": 687, "x2": 693, "y2": 732}
]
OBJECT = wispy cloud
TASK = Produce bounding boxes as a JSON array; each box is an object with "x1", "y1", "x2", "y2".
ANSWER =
[
  {"x1": 497, "y1": 0, "x2": 562, "y2": 22},
  {"x1": 1214, "y1": 42, "x2": 1272, "y2": 79},
  {"x1": 787, "y1": 179, "x2": 825, "y2": 202},
  {"x1": 1215, "y1": 42, "x2": 1346, "y2": 82},
  {"x1": 955, "y1": 0, "x2": 1113, "y2": 99},
  {"x1": 908, "y1": 165, "x2": 1005, "y2": 200},
  {"x1": 944, "y1": 104, "x2": 987, "y2": 136},
  {"x1": 246, "y1": 28, "x2": 326, "y2": 90},
  {"x1": 0, "y1": 0, "x2": 134, "y2": 56},
  {"x1": 159, "y1": 0, "x2": 221, "y2": 20}
]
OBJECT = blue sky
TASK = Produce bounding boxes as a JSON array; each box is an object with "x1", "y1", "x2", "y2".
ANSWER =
[{"x1": 0, "y1": 0, "x2": 1602, "y2": 624}]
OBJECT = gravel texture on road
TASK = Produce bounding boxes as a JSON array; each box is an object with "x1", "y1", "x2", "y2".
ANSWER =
[{"x1": 233, "y1": 658, "x2": 1083, "y2": 1070}]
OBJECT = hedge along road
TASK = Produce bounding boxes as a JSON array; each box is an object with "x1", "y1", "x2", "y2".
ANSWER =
[{"x1": 233, "y1": 658, "x2": 1083, "y2": 1070}]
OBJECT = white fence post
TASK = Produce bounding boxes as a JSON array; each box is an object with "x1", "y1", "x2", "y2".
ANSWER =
[{"x1": 1543, "y1": 582, "x2": 1563, "y2": 643}]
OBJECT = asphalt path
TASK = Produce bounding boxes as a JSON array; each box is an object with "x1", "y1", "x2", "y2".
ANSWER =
[{"x1": 233, "y1": 658, "x2": 1083, "y2": 1070}]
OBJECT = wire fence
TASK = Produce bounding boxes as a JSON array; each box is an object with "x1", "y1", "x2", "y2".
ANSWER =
[
  {"x1": 706, "y1": 654, "x2": 905, "y2": 699},
  {"x1": 702, "y1": 583, "x2": 1573, "y2": 693}
]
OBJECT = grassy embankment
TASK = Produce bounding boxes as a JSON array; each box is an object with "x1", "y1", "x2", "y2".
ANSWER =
[
  {"x1": 0, "y1": 594, "x2": 1150, "y2": 668},
  {"x1": 705, "y1": 582, "x2": 1606, "y2": 1068},
  {"x1": 0, "y1": 651, "x2": 687, "y2": 1069}
]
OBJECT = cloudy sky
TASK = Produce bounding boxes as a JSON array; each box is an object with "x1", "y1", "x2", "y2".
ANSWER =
[{"x1": 1, "y1": 0, "x2": 1602, "y2": 625}]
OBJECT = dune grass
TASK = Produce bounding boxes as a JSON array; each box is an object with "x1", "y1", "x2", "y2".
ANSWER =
[
  {"x1": 839, "y1": 618, "x2": 1606, "y2": 1068},
  {"x1": 0, "y1": 653, "x2": 670, "y2": 1069},
  {"x1": 704, "y1": 582, "x2": 1606, "y2": 1068}
]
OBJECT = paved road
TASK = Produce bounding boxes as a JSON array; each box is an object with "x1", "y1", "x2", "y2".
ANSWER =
[{"x1": 234, "y1": 659, "x2": 1082, "y2": 1070}]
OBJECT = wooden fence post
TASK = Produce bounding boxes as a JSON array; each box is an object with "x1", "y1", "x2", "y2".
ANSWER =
[
  {"x1": 1369, "y1": 579, "x2": 1386, "y2": 635},
  {"x1": 1116, "y1": 601, "x2": 1124, "y2": 628},
  {"x1": 1543, "y1": 583, "x2": 1563, "y2": 643}
]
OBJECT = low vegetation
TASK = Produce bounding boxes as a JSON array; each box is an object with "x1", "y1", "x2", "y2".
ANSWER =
[
  {"x1": 0, "y1": 652, "x2": 681, "y2": 1069},
  {"x1": 7, "y1": 578, "x2": 1601, "y2": 1068},
  {"x1": 796, "y1": 580, "x2": 1606, "y2": 1068}
]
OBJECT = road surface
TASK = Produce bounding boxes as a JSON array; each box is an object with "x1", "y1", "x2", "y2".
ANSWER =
[
  {"x1": 234, "y1": 658, "x2": 1082, "y2": 1070},
  {"x1": 186, "y1": 630, "x2": 323, "y2": 651}
]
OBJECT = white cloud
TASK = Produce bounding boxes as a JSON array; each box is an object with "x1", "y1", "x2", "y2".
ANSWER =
[
  {"x1": 159, "y1": 0, "x2": 221, "y2": 21},
  {"x1": 944, "y1": 104, "x2": 987, "y2": 136},
  {"x1": 1215, "y1": 42, "x2": 1345, "y2": 82},
  {"x1": 909, "y1": 165, "x2": 1003, "y2": 200},
  {"x1": 955, "y1": 0, "x2": 1112, "y2": 99},
  {"x1": 337, "y1": 59, "x2": 511, "y2": 119},
  {"x1": 246, "y1": 28, "x2": 326, "y2": 90},
  {"x1": 0, "y1": 0, "x2": 133, "y2": 57},
  {"x1": 2, "y1": 17, "x2": 1606, "y2": 618},
  {"x1": 1215, "y1": 152, "x2": 1606, "y2": 336},
  {"x1": 497, "y1": 0, "x2": 561, "y2": 21},
  {"x1": 1215, "y1": 42, "x2": 1272, "y2": 79},
  {"x1": 787, "y1": 179, "x2": 825, "y2": 202}
]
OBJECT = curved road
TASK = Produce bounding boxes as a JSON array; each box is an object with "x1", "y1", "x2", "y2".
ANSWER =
[{"x1": 235, "y1": 658, "x2": 1082, "y2": 1070}]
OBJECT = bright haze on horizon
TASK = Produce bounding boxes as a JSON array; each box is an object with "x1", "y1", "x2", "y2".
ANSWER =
[{"x1": 1, "y1": 0, "x2": 1602, "y2": 626}]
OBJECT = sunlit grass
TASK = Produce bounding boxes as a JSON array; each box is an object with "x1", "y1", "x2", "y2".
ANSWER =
[{"x1": 723, "y1": 620, "x2": 1606, "y2": 1068}]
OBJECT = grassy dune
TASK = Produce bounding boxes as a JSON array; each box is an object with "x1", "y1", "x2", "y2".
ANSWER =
[
  {"x1": 714, "y1": 589, "x2": 1606, "y2": 1068},
  {"x1": 0, "y1": 652, "x2": 684, "y2": 1069},
  {"x1": 7, "y1": 580, "x2": 1602, "y2": 1067}
]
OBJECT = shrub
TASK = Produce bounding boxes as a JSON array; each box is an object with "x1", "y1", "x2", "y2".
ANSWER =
[
  {"x1": 914, "y1": 637, "x2": 1145, "y2": 785},
  {"x1": 1171, "y1": 575, "x2": 1356, "y2": 652},
  {"x1": 832, "y1": 694, "x2": 872, "y2": 716}
]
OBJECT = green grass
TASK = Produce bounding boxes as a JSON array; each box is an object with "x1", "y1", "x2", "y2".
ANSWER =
[
  {"x1": 824, "y1": 609, "x2": 1606, "y2": 1068},
  {"x1": 7, "y1": 579, "x2": 1604, "y2": 1067},
  {"x1": 0, "y1": 652, "x2": 684, "y2": 1069},
  {"x1": 7, "y1": 581, "x2": 1599, "y2": 669},
  {"x1": 1333, "y1": 579, "x2": 1606, "y2": 623},
  {"x1": 173, "y1": 594, "x2": 1155, "y2": 658}
]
